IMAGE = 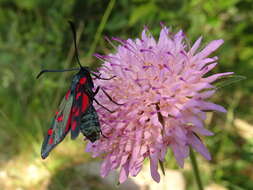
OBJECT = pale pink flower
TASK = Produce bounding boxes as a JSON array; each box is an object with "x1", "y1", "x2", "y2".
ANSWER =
[{"x1": 86, "y1": 25, "x2": 233, "y2": 183}]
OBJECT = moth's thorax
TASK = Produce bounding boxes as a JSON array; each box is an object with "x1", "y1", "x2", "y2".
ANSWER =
[{"x1": 70, "y1": 69, "x2": 93, "y2": 92}]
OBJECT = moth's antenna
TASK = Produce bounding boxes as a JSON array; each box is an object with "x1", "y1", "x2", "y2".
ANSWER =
[
  {"x1": 36, "y1": 68, "x2": 80, "y2": 79},
  {"x1": 68, "y1": 21, "x2": 82, "y2": 68}
]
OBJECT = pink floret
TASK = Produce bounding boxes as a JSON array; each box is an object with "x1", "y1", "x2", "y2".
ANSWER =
[{"x1": 87, "y1": 25, "x2": 233, "y2": 183}]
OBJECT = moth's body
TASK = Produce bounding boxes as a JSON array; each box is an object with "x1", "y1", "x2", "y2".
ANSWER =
[{"x1": 41, "y1": 67, "x2": 101, "y2": 159}]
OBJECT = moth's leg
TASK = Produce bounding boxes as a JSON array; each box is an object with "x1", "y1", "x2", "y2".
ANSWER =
[
  {"x1": 94, "y1": 98, "x2": 114, "y2": 113},
  {"x1": 93, "y1": 86, "x2": 123, "y2": 106},
  {"x1": 100, "y1": 129, "x2": 108, "y2": 138},
  {"x1": 101, "y1": 88, "x2": 124, "y2": 105},
  {"x1": 91, "y1": 72, "x2": 116, "y2": 80},
  {"x1": 93, "y1": 86, "x2": 100, "y2": 96}
]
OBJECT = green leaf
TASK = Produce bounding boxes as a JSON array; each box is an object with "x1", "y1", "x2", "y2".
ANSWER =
[{"x1": 214, "y1": 75, "x2": 246, "y2": 89}]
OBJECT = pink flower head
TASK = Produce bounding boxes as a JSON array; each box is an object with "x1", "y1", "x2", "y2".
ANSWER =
[{"x1": 87, "y1": 26, "x2": 233, "y2": 183}]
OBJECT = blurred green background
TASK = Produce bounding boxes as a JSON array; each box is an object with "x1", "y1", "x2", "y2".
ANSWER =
[{"x1": 0, "y1": 0, "x2": 252, "y2": 189}]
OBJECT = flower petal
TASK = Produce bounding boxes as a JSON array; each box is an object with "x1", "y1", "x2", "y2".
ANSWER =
[
  {"x1": 119, "y1": 162, "x2": 130, "y2": 183},
  {"x1": 190, "y1": 36, "x2": 202, "y2": 55},
  {"x1": 187, "y1": 132, "x2": 211, "y2": 160},
  {"x1": 196, "y1": 39, "x2": 224, "y2": 59},
  {"x1": 150, "y1": 151, "x2": 160, "y2": 182}
]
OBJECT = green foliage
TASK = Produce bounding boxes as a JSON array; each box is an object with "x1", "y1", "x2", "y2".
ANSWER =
[{"x1": 0, "y1": 0, "x2": 252, "y2": 189}]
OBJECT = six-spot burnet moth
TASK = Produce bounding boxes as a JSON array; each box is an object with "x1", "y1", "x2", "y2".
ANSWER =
[{"x1": 37, "y1": 21, "x2": 121, "y2": 159}]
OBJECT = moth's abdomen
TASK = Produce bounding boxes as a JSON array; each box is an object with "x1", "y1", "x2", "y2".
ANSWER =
[{"x1": 80, "y1": 106, "x2": 100, "y2": 142}]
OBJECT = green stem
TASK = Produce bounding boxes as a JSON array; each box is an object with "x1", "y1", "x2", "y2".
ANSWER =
[
  {"x1": 88, "y1": 0, "x2": 116, "y2": 57},
  {"x1": 190, "y1": 148, "x2": 204, "y2": 190}
]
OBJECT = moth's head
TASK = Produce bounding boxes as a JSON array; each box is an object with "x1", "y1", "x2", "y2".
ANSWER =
[
  {"x1": 81, "y1": 66, "x2": 90, "y2": 72},
  {"x1": 79, "y1": 66, "x2": 92, "y2": 76}
]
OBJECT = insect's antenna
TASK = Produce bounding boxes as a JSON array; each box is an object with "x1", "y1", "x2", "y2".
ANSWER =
[
  {"x1": 36, "y1": 68, "x2": 80, "y2": 79},
  {"x1": 68, "y1": 21, "x2": 82, "y2": 68}
]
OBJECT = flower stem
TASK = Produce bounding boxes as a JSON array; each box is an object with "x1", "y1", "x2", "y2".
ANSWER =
[
  {"x1": 88, "y1": 0, "x2": 115, "y2": 57},
  {"x1": 190, "y1": 148, "x2": 204, "y2": 190}
]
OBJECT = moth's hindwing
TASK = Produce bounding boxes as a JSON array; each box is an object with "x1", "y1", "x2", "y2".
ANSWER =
[
  {"x1": 80, "y1": 105, "x2": 100, "y2": 142},
  {"x1": 41, "y1": 90, "x2": 74, "y2": 159}
]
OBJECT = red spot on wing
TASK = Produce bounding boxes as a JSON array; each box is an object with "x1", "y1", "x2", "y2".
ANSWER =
[
  {"x1": 76, "y1": 92, "x2": 81, "y2": 100},
  {"x1": 71, "y1": 105, "x2": 80, "y2": 131},
  {"x1": 72, "y1": 121, "x2": 77, "y2": 131},
  {"x1": 48, "y1": 129, "x2": 53, "y2": 135},
  {"x1": 57, "y1": 115, "x2": 63, "y2": 122},
  {"x1": 79, "y1": 77, "x2": 87, "y2": 84},
  {"x1": 49, "y1": 137, "x2": 54, "y2": 144},
  {"x1": 82, "y1": 94, "x2": 89, "y2": 112},
  {"x1": 74, "y1": 109, "x2": 80, "y2": 116},
  {"x1": 65, "y1": 90, "x2": 71, "y2": 100},
  {"x1": 72, "y1": 106, "x2": 78, "y2": 113},
  {"x1": 64, "y1": 111, "x2": 72, "y2": 132}
]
